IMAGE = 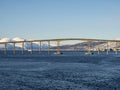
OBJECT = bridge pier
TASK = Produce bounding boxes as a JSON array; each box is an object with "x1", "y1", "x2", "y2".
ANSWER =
[
  {"x1": 57, "y1": 41, "x2": 60, "y2": 54},
  {"x1": 106, "y1": 42, "x2": 109, "y2": 55},
  {"x1": 39, "y1": 41, "x2": 42, "y2": 54},
  {"x1": 4, "y1": 43, "x2": 7, "y2": 55},
  {"x1": 115, "y1": 49, "x2": 118, "y2": 55},
  {"x1": 115, "y1": 42, "x2": 118, "y2": 54},
  {"x1": 30, "y1": 42, "x2": 33, "y2": 54},
  {"x1": 48, "y1": 41, "x2": 50, "y2": 54},
  {"x1": 54, "y1": 41, "x2": 62, "y2": 55},
  {"x1": 22, "y1": 42, "x2": 24, "y2": 54},
  {"x1": 13, "y1": 43, "x2": 16, "y2": 54},
  {"x1": 97, "y1": 47, "x2": 100, "y2": 54},
  {"x1": 85, "y1": 41, "x2": 92, "y2": 55}
]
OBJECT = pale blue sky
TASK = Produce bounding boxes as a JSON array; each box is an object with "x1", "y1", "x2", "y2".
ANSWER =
[{"x1": 0, "y1": 0, "x2": 120, "y2": 40}]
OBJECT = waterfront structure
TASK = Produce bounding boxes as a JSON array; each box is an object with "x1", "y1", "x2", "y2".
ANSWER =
[{"x1": 0, "y1": 38, "x2": 120, "y2": 55}]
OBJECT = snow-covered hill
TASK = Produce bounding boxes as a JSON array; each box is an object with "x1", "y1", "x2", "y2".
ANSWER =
[
  {"x1": 0, "y1": 37, "x2": 49, "y2": 50},
  {"x1": 93, "y1": 41, "x2": 120, "y2": 51},
  {"x1": 0, "y1": 38, "x2": 11, "y2": 42}
]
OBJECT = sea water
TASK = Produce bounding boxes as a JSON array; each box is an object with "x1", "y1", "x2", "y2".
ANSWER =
[{"x1": 0, "y1": 51, "x2": 120, "y2": 90}]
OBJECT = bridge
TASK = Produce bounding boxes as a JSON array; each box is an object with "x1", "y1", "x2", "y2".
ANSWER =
[{"x1": 0, "y1": 38, "x2": 120, "y2": 55}]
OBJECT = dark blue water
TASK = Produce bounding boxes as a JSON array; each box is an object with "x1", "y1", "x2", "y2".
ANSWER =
[
  {"x1": 0, "y1": 50, "x2": 119, "y2": 57},
  {"x1": 0, "y1": 50, "x2": 120, "y2": 90}
]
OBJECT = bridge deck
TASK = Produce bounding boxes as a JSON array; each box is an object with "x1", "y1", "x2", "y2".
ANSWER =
[{"x1": 0, "y1": 38, "x2": 120, "y2": 44}]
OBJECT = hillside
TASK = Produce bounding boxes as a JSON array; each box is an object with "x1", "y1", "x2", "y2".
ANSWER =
[{"x1": 52, "y1": 41, "x2": 120, "y2": 51}]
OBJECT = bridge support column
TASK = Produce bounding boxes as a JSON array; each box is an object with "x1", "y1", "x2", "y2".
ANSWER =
[
  {"x1": 13, "y1": 43, "x2": 16, "y2": 54},
  {"x1": 115, "y1": 49, "x2": 118, "y2": 54},
  {"x1": 30, "y1": 42, "x2": 33, "y2": 54},
  {"x1": 22, "y1": 42, "x2": 24, "y2": 54},
  {"x1": 85, "y1": 41, "x2": 92, "y2": 55},
  {"x1": 39, "y1": 41, "x2": 42, "y2": 54},
  {"x1": 97, "y1": 47, "x2": 100, "y2": 54},
  {"x1": 115, "y1": 42, "x2": 118, "y2": 54},
  {"x1": 4, "y1": 43, "x2": 7, "y2": 55},
  {"x1": 57, "y1": 41, "x2": 60, "y2": 54},
  {"x1": 48, "y1": 41, "x2": 50, "y2": 54},
  {"x1": 106, "y1": 42, "x2": 109, "y2": 55},
  {"x1": 54, "y1": 41, "x2": 62, "y2": 55}
]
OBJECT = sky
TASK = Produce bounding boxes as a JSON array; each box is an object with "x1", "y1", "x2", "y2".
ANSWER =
[{"x1": 0, "y1": 0, "x2": 120, "y2": 40}]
